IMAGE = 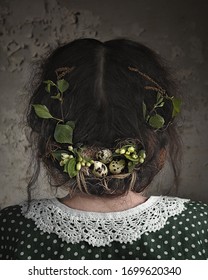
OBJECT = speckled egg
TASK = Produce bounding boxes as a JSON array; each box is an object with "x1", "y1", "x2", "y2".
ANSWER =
[
  {"x1": 92, "y1": 161, "x2": 108, "y2": 178},
  {"x1": 109, "y1": 159, "x2": 126, "y2": 174},
  {"x1": 96, "y1": 149, "x2": 113, "y2": 164}
]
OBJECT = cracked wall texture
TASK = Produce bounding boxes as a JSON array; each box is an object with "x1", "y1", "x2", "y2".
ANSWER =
[{"x1": 0, "y1": 0, "x2": 208, "y2": 208}]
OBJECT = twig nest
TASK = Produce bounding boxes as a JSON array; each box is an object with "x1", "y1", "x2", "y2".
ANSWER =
[
  {"x1": 96, "y1": 149, "x2": 113, "y2": 164},
  {"x1": 109, "y1": 159, "x2": 126, "y2": 174},
  {"x1": 92, "y1": 161, "x2": 108, "y2": 178}
]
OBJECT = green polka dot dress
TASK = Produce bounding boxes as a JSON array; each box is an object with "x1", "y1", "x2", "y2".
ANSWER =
[{"x1": 0, "y1": 196, "x2": 208, "y2": 260}]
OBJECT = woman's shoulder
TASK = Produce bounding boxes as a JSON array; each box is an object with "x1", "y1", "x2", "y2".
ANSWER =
[
  {"x1": 0, "y1": 202, "x2": 33, "y2": 231},
  {"x1": 0, "y1": 203, "x2": 23, "y2": 220},
  {"x1": 183, "y1": 199, "x2": 208, "y2": 213},
  {"x1": 181, "y1": 199, "x2": 208, "y2": 221}
]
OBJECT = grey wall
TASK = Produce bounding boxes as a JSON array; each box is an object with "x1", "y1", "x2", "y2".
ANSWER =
[{"x1": 0, "y1": 0, "x2": 207, "y2": 208}]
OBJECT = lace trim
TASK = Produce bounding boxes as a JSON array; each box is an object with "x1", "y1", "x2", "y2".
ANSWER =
[{"x1": 21, "y1": 196, "x2": 189, "y2": 247}]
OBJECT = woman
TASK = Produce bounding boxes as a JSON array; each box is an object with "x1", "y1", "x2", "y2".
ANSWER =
[{"x1": 0, "y1": 38, "x2": 207, "y2": 260}]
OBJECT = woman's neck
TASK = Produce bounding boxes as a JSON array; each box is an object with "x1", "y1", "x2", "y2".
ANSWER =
[{"x1": 59, "y1": 191, "x2": 148, "y2": 213}]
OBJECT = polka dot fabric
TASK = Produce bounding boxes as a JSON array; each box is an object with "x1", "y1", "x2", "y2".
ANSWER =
[{"x1": 0, "y1": 199, "x2": 208, "y2": 260}]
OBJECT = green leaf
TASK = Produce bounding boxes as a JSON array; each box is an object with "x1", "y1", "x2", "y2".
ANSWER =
[
  {"x1": 67, "y1": 158, "x2": 77, "y2": 178},
  {"x1": 155, "y1": 92, "x2": 164, "y2": 107},
  {"x1": 51, "y1": 92, "x2": 61, "y2": 100},
  {"x1": 32, "y1": 104, "x2": 53, "y2": 119},
  {"x1": 43, "y1": 80, "x2": 56, "y2": 93},
  {"x1": 156, "y1": 101, "x2": 165, "y2": 108},
  {"x1": 66, "y1": 121, "x2": 75, "y2": 129},
  {"x1": 57, "y1": 79, "x2": 69, "y2": 93},
  {"x1": 128, "y1": 162, "x2": 136, "y2": 173},
  {"x1": 51, "y1": 150, "x2": 67, "y2": 161},
  {"x1": 54, "y1": 123, "x2": 73, "y2": 144},
  {"x1": 172, "y1": 97, "x2": 182, "y2": 117},
  {"x1": 63, "y1": 164, "x2": 68, "y2": 173},
  {"x1": 148, "y1": 114, "x2": 165, "y2": 129},
  {"x1": 142, "y1": 102, "x2": 147, "y2": 118}
]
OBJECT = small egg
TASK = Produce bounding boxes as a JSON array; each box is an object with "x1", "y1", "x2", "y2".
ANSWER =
[
  {"x1": 109, "y1": 159, "x2": 126, "y2": 174},
  {"x1": 92, "y1": 161, "x2": 108, "y2": 178},
  {"x1": 96, "y1": 149, "x2": 113, "y2": 164}
]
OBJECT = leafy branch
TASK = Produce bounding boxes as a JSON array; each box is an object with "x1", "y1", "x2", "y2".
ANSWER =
[
  {"x1": 129, "y1": 66, "x2": 182, "y2": 130},
  {"x1": 44, "y1": 79, "x2": 69, "y2": 121},
  {"x1": 33, "y1": 78, "x2": 75, "y2": 145}
]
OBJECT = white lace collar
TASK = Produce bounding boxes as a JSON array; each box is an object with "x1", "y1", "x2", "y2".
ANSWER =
[{"x1": 21, "y1": 196, "x2": 189, "y2": 247}]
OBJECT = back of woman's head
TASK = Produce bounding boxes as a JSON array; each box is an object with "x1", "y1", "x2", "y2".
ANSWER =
[{"x1": 26, "y1": 38, "x2": 181, "y2": 198}]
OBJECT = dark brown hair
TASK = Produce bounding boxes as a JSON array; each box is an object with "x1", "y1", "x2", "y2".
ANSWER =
[{"x1": 26, "y1": 38, "x2": 181, "y2": 199}]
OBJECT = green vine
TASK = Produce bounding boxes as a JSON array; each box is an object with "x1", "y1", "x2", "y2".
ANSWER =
[
  {"x1": 33, "y1": 78, "x2": 75, "y2": 145},
  {"x1": 129, "y1": 66, "x2": 182, "y2": 130}
]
